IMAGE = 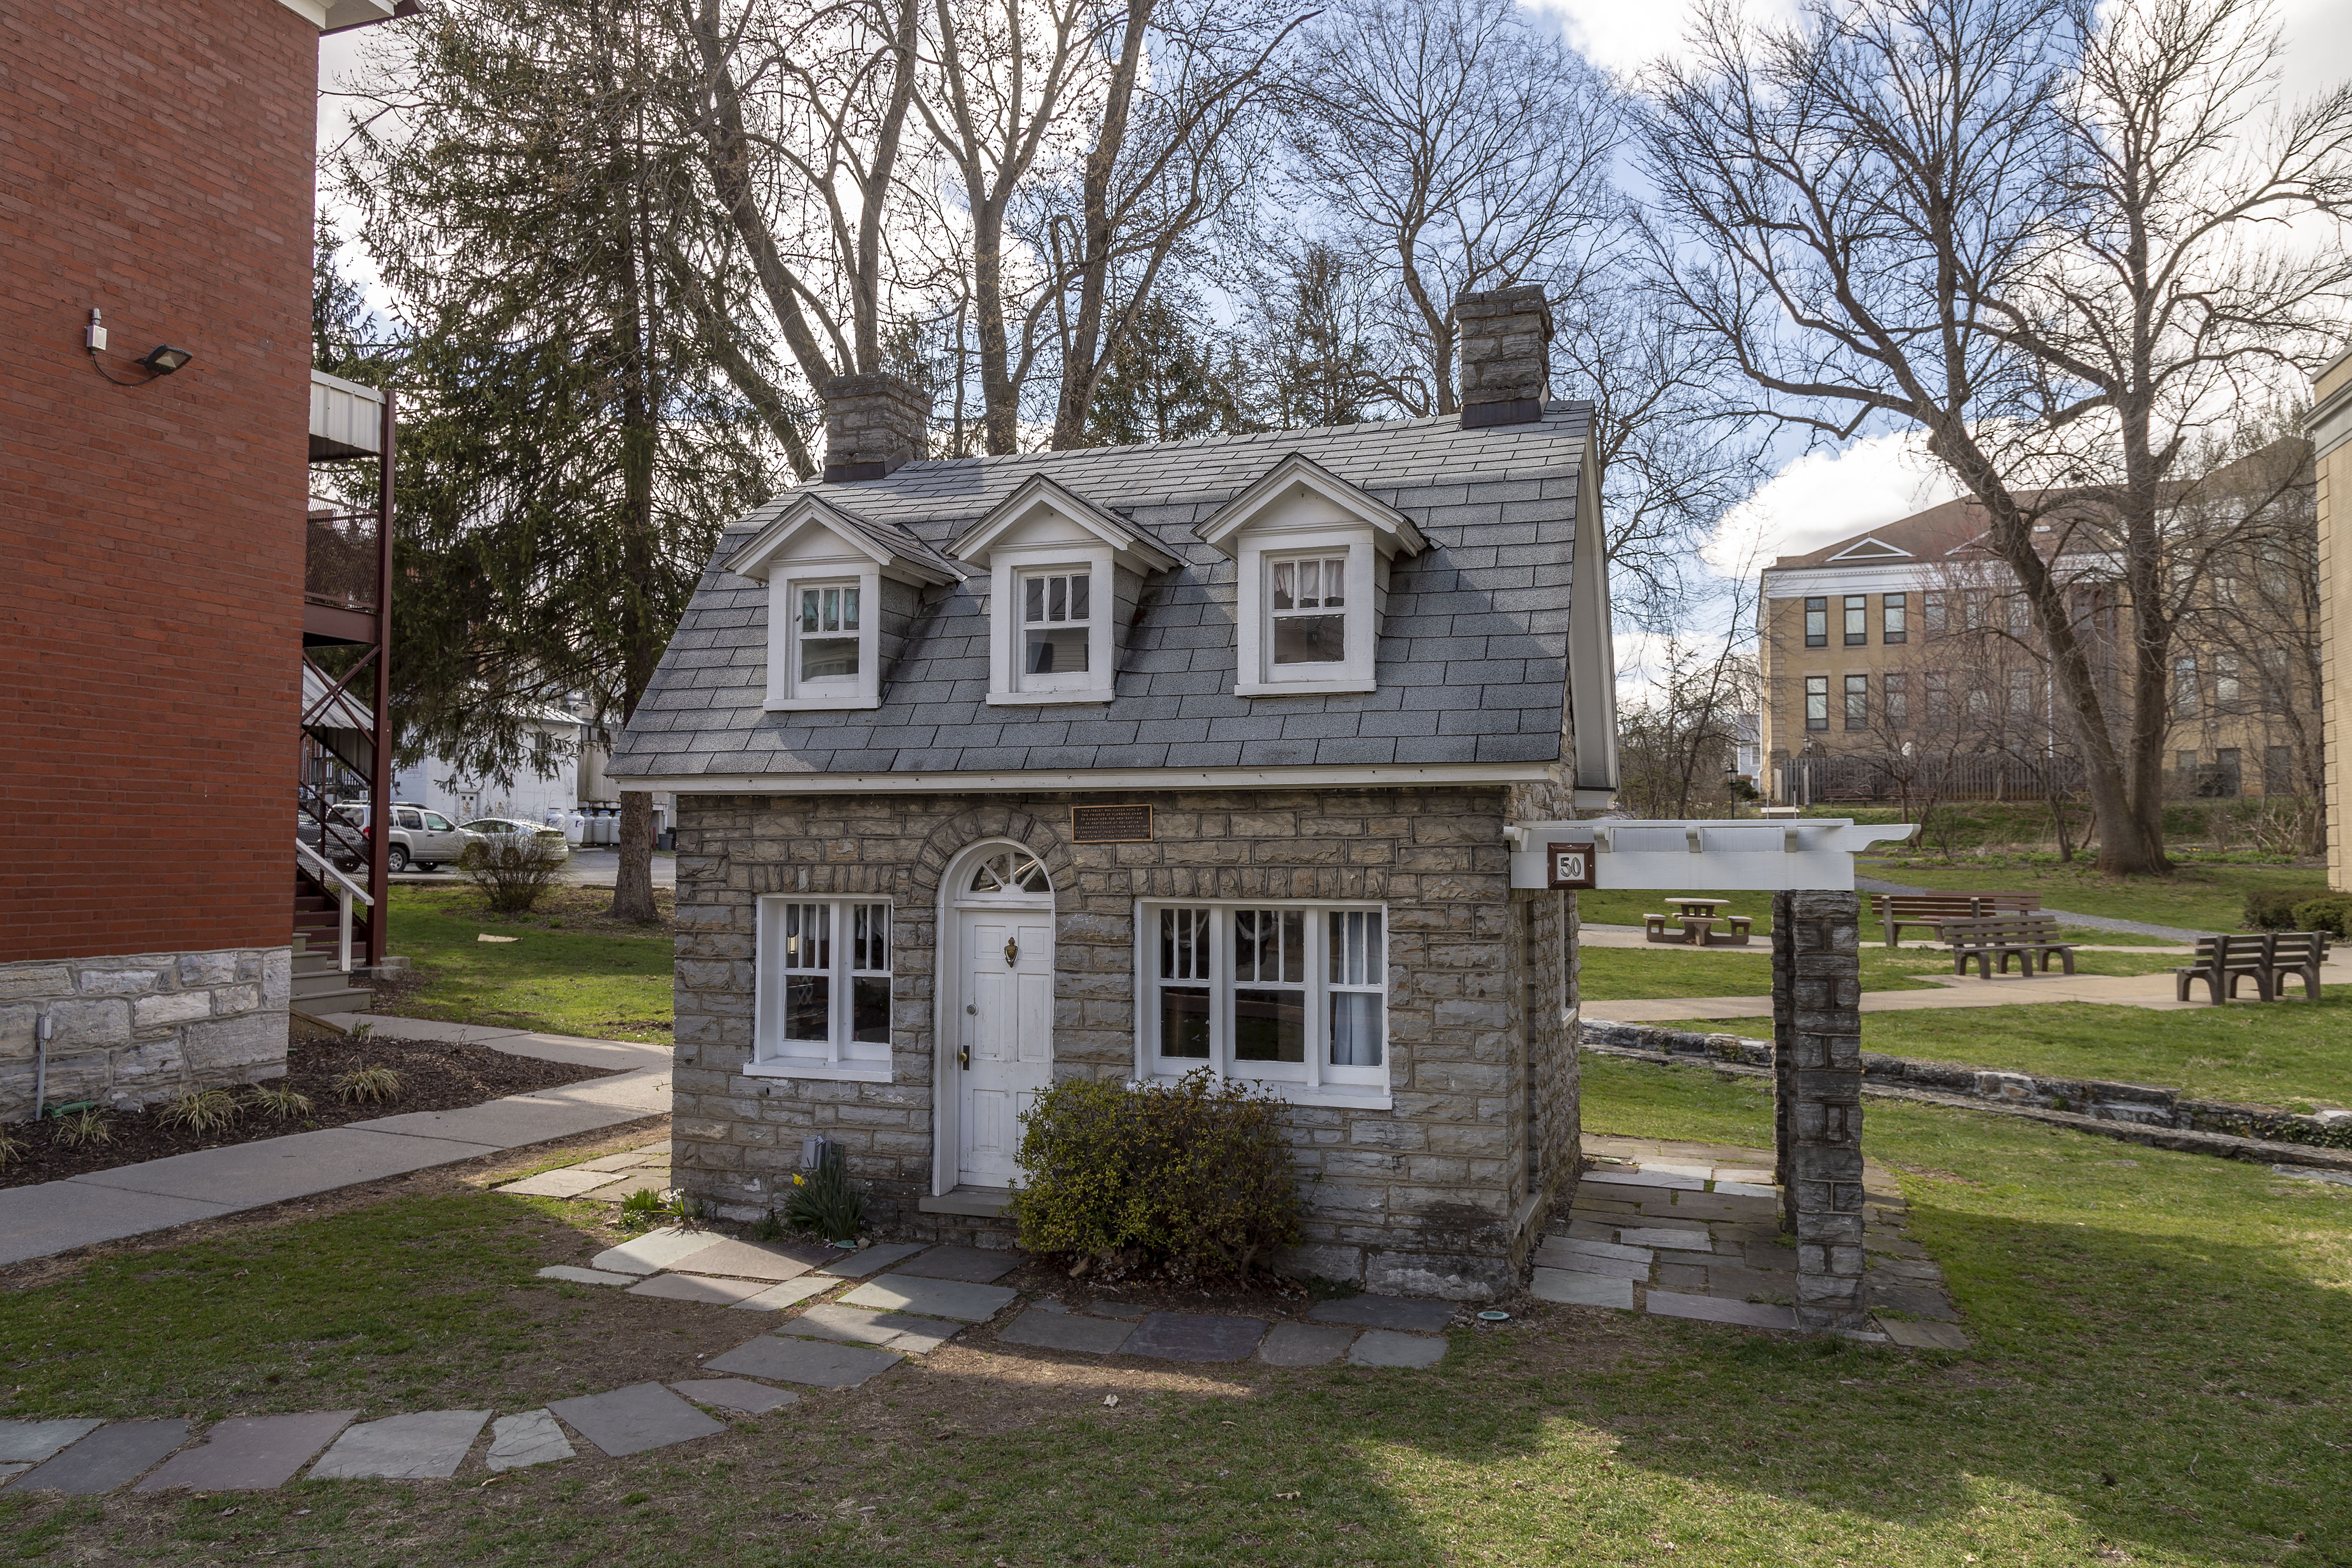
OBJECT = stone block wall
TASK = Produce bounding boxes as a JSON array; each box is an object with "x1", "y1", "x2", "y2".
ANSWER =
[
  {"x1": 1770, "y1": 890, "x2": 1867, "y2": 1332},
  {"x1": 0, "y1": 945, "x2": 293, "y2": 1121},
  {"x1": 671, "y1": 781, "x2": 1582, "y2": 1298}
]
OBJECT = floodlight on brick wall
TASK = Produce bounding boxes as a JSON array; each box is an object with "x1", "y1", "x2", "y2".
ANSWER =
[{"x1": 136, "y1": 345, "x2": 195, "y2": 376}]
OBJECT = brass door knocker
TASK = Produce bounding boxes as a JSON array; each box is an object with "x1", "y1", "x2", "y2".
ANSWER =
[{"x1": 1003, "y1": 938, "x2": 1019, "y2": 967}]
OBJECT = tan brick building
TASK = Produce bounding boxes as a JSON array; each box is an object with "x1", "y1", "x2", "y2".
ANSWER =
[
  {"x1": 2311, "y1": 349, "x2": 2352, "y2": 890},
  {"x1": 613, "y1": 287, "x2": 1621, "y2": 1298}
]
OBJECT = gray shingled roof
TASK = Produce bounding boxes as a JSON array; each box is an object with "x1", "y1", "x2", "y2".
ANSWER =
[{"x1": 611, "y1": 402, "x2": 1593, "y2": 780}]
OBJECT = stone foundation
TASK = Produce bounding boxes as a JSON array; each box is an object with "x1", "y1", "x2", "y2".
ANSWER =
[
  {"x1": 0, "y1": 945, "x2": 292, "y2": 1121},
  {"x1": 670, "y1": 782, "x2": 1585, "y2": 1299},
  {"x1": 1771, "y1": 890, "x2": 1867, "y2": 1332}
]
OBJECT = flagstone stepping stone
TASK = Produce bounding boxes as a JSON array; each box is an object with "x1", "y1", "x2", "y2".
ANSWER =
[
  {"x1": 1531, "y1": 1241, "x2": 1648, "y2": 1280},
  {"x1": 1536, "y1": 1233, "x2": 1651, "y2": 1264},
  {"x1": 1877, "y1": 1318, "x2": 1970, "y2": 1351},
  {"x1": 704, "y1": 1334, "x2": 900, "y2": 1389},
  {"x1": 1256, "y1": 1323, "x2": 1356, "y2": 1368},
  {"x1": 537, "y1": 1265, "x2": 636, "y2": 1287},
  {"x1": 840, "y1": 1275, "x2": 1016, "y2": 1323},
  {"x1": 547, "y1": 1383, "x2": 725, "y2": 1458},
  {"x1": 580, "y1": 1174, "x2": 672, "y2": 1203},
  {"x1": 891, "y1": 1245, "x2": 1021, "y2": 1283},
  {"x1": 669, "y1": 1238, "x2": 818, "y2": 1282},
  {"x1": 1864, "y1": 1282, "x2": 1961, "y2": 1321},
  {"x1": 735, "y1": 1278, "x2": 833, "y2": 1312},
  {"x1": 485, "y1": 1410, "x2": 573, "y2": 1471},
  {"x1": 1643, "y1": 1290, "x2": 1797, "y2": 1330},
  {"x1": 1716, "y1": 1167, "x2": 1776, "y2": 1185},
  {"x1": 1347, "y1": 1329, "x2": 1448, "y2": 1370},
  {"x1": 1615, "y1": 1225, "x2": 1712, "y2": 1249},
  {"x1": 497, "y1": 1168, "x2": 617, "y2": 1199},
  {"x1": 308, "y1": 1410, "x2": 490, "y2": 1481},
  {"x1": 578, "y1": 1146, "x2": 668, "y2": 1172},
  {"x1": 11, "y1": 1420, "x2": 191, "y2": 1495},
  {"x1": 1529, "y1": 1268, "x2": 1635, "y2": 1310},
  {"x1": 590, "y1": 1226, "x2": 719, "y2": 1276},
  {"x1": 813, "y1": 1242, "x2": 926, "y2": 1279},
  {"x1": 789, "y1": 1303, "x2": 962, "y2": 1354},
  {"x1": 135, "y1": 1412, "x2": 355, "y2": 1493},
  {"x1": 0, "y1": 1420, "x2": 104, "y2": 1466},
  {"x1": 994, "y1": 1308, "x2": 1135, "y2": 1356},
  {"x1": 1307, "y1": 1294, "x2": 1454, "y2": 1334},
  {"x1": 1714, "y1": 1180, "x2": 1777, "y2": 1199},
  {"x1": 1122, "y1": 1312, "x2": 1269, "y2": 1363},
  {"x1": 1080, "y1": 1300, "x2": 1145, "y2": 1321},
  {"x1": 670, "y1": 1379, "x2": 799, "y2": 1416},
  {"x1": 625, "y1": 1274, "x2": 774, "y2": 1306},
  {"x1": 1583, "y1": 1169, "x2": 1704, "y2": 1192}
]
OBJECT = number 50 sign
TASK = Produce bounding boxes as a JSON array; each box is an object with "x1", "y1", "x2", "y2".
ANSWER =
[{"x1": 1546, "y1": 842, "x2": 1596, "y2": 890}]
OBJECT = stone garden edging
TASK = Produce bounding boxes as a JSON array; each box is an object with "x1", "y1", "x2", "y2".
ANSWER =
[{"x1": 1579, "y1": 1020, "x2": 2352, "y2": 1173}]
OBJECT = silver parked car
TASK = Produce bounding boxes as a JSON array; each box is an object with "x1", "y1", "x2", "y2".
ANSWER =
[
  {"x1": 330, "y1": 802, "x2": 477, "y2": 873},
  {"x1": 457, "y1": 817, "x2": 571, "y2": 864}
]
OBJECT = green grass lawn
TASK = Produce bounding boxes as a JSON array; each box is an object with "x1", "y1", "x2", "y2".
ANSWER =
[
  {"x1": 380, "y1": 886, "x2": 675, "y2": 1042},
  {"x1": 6, "y1": 1072, "x2": 2349, "y2": 1564},
  {"x1": 1858, "y1": 856, "x2": 2329, "y2": 933},
  {"x1": 1634, "y1": 991, "x2": 2352, "y2": 1109},
  {"x1": 1576, "y1": 943, "x2": 2183, "y2": 1002}
]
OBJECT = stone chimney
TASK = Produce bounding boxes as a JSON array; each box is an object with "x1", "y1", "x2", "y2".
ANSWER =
[
  {"x1": 821, "y1": 372, "x2": 931, "y2": 482},
  {"x1": 1456, "y1": 284, "x2": 1553, "y2": 429}
]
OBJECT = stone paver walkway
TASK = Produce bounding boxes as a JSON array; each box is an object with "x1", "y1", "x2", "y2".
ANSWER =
[{"x1": 1531, "y1": 1136, "x2": 1969, "y2": 1350}]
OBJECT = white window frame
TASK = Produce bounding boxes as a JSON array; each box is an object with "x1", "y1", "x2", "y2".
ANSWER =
[
  {"x1": 986, "y1": 544, "x2": 1116, "y2": 705},
  {"x1": 1132, "y1": 898, "x2": 1390, "y2": 1106},
  {"x1": 767, "y1": 569, "x2": 881, "y2": 711},
  {"x1": 749, "y1": 895, "x2": 894, "y2": 1083},
  {"x1": 1234, "y1": 529, "x2": 1376, "y2": 695}
]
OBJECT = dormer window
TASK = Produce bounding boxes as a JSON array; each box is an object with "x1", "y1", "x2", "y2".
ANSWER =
[
  {"x1": 951, "y1": 474, "x2": 1178, "y2": 708},
  {"x1": 1269, "y1": 555, "x2": 1347, "y2": 665},
  {"x1": 719, "y1": 495, "x2": 961, "y2": 713},
  {"x1": 1194, "y1": 453, "x2": 1423, "y2": 697},
  {"x1": 1021, "y1": 570, "x2": 1092, "y2": 687}
]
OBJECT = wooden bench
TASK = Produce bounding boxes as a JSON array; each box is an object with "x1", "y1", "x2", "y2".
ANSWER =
[
  {"x1": 2174, "y1": 933, "x2": 2275, "y2": 1004},
  {"x1": 1938, "y1": 914, "x2": 2076, "y2": 978},
  {"x1": 1875, "y1": 892, "x2": 2042, "y2": 948}
]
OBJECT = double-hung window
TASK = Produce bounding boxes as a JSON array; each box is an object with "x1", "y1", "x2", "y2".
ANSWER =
[
  {"x1": 1139, "y1": 901, "x2": 1388, "y2": 1100},
  {"x1": 1843, "y1": 674, "x2": 1869, "y2": 729},
  {"x1": 1882, "y1": 593, "x2": 1907, "y2": 643},
  {"x1": 1021, "y1": 570, "x2": 1091, "y2": 686},
  {"x1": 1803, "y1": 597, "x2": 1828, "y2": 647},
  {"x1": 798, "y1": 583, "x2": 861, "y2": 687},
  {"x1": 1883, "y1": 671, "x2": 1908, "y2": 729},
  {"x1": 764, "y1": 569, "x2": 883, "y2": 709},
  {"x1": 1804, "y1": 675, "x2": 1829, "y2": 730},
  {"x1": 1843, "y1": 596, "x2": 1867, "y2": 646},
  {"x1": 1269, "y1": 556, "x2": 1348, "y2": 666},
  {"x1": 753, "y1": 897, "x2": 892, "y2": 1079}
]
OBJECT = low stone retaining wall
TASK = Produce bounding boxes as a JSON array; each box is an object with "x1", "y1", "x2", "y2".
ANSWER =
[
  {"x1": 0, "y1": 946, "x2": 292, "y2": 1120},
  {"x1": 1582, "y1": 1018, "x2": 2352, "y2": 1151}
]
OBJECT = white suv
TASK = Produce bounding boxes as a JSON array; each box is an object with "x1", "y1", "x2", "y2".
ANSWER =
[{"x1": 331, "y1": 802, "x2": 476, "y2": 873}]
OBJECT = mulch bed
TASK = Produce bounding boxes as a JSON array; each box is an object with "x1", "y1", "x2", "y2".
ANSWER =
[{"x1": 0, "y1": 1035, "x2": 616, "y2": 1190}]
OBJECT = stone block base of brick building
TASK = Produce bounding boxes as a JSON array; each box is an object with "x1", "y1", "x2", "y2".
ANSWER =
[{"x1": 0, "y1": 946, "x2": 293, "y2": 1120}]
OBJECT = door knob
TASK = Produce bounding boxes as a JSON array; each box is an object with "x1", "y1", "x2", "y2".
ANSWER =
[
  {"x1": 966, "y1": 1004, "x2": 976, "y2": 1015},
  {"x1": 958, "y1": 1047, "x2": 970, "y2": 1069},
  {"x1": 1003, "y1": 938, "x2": 1019, "y2": 967}
]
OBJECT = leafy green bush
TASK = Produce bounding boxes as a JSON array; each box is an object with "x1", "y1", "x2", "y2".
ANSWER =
[
  {"x1": 2290, "y1": 895, "x2": 2352, "y2": 938},
  {"x1": 1008, "y1": 1070, "x2": 1305, "y2": 1281},
  {"x1": 783, "y1": 1148, "x2": 865, "y2": 1242},
  {"x1": 2245, "y1": 887, "x2": 2332, "y2": 929}
]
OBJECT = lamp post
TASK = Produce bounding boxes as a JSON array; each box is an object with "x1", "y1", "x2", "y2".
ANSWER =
[{"x1": 1724, "y1": 766, "x2": 1741, "y2": 819}]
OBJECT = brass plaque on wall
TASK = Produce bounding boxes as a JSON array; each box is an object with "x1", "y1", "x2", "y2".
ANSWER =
[{"x1": 1071, "y1": 804, "x2": 1154, "y2": 843}]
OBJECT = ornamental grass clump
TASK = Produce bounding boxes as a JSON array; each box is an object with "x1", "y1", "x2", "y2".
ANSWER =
[
  {"x1": 334, "y1": 1065, "x2": 404, "y2": 1105},
  {"x1": 248, "y1": 1083, "x2": 315, "y2": 1119},
  {"x1": 157, "y1": 1088, "x2": 242, "y2": 1134},
  {"x1": 1008, "y1": 1070, "x2": 1304, "y2": 1283},
  {"x1": 53, "y1": 1109, "x2": 110, "y2": 1148}
]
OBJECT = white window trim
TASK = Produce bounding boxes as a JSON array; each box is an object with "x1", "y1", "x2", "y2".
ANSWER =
[
  {"x1": 766, "y1": 566, "x2": 881, "y2": 711},
  {"x1": 749, "y1": 895, "x2": 894, "y2": 1083},
  {"x1": 986, "y1": 543, "x2": 1116, "y2": 705},
  {"x1": 1234, "y1": 528, "x2": 1376, "y2": 696},
  {"x1": 1131, "y1": 897, "x2": 1392, "y2": 1109}
]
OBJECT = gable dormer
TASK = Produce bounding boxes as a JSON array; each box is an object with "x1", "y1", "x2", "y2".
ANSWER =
[
  {"x1": 950, "y1": 474, "x2": 1178, "y2": 706},
  {"x1": 1827, "y1": 535, "x2": 1912, "y2": 562},
  {"x1": 1194, "y1": 454, "x2": 1425, "y2": 696},
  {"x1": 724, "y1": 495, "x2": 961, "y2": 711}
]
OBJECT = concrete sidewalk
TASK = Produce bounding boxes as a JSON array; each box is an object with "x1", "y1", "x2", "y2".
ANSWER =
[
  {"x1": 0, "y1": 1033, "x2": 671, "y2": 1268},
  {"x1": 1589, "y1": 951, "x2": 2351, "y2": 1023},
  {"x1": 315, "y1": 1013, "x2": 670, "y2": 1071}
]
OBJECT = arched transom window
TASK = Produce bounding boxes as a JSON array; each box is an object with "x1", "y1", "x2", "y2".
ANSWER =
[{"x1": 968, "y1": 849, "x2": 1050, "y2": 894}]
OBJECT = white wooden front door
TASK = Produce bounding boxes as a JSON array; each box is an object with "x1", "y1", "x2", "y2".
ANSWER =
[{"x1": 956, "y1": 905, "x2": 1054, "y2": 1187}]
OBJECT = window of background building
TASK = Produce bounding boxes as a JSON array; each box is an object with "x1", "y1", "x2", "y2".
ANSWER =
[
  {"x1": 1843, "y1": 674, "x2": 1868, "y2": 729},
  {"x1": 1804, "y1": 597, "x2": 1827, "y2": 647},
  {"x1": 1805, "y1": 674, "x2": 1829, "y2": 729},
  {"x1": 1923, "y1": 592, "x2": 1946, "y2": 633},
  {"x1": 1883, "y1": 671, "x2": 1907, "y2": 728},
  {"x1": 1883, "y1": 593, "x2": 1907, "y2": 643},
  {"x1": 2007, "y1": 667, "x2": 2034, "y2": 716},
  {"x1": 2177, "y1": 748, "x2": 2200, "y2": 774},
  {"x1": 2266, "y1": 745, "x2": 2295, "y2": 793},
  {"x1": 2174, "y1": 656, "x2": 2200, "y2": 716},
  {"x1": 2214, "y1": 748, "x2": 2243, "y2": 797},
  {"x1": 2214, "y1": 652, "x2": 2241, "y2": 707},
  {"x1": 1843, "y1": 595, "x2": 1867, "y2": 646}
]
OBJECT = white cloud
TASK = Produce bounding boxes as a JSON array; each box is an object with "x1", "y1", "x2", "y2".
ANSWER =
[{"x1": 1706, "y1": 432, "x2": 1963, "y2": 570}]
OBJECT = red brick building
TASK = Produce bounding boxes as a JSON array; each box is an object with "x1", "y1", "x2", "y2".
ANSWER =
[{"x1": 1, "y1": 0, "x2": 409, "y2": 1118}]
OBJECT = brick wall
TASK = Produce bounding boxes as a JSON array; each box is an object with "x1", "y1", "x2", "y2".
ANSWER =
[
  {"x1": 671, "y1": 781, "x2": 1585, "y2": 1298},
  {"x1": 0, "y1": 0, "x2": 315, "y2": 961}
]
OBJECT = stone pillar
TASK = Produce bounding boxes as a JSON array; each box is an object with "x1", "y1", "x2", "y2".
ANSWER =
[
  {"x1": 821, "y1": 372, "x2": 930, "y2": 482},
  {"x1": 1456, "y1": 284, "x2": 1552, "y2": 428},
  {"x1": 1771, "y1": 889, "x2": 1867, "y2": 1332}
]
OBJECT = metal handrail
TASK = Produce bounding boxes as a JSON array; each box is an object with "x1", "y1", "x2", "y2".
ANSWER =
[{"x1": 296, "y1": 839, "x2": 375, "y2": 973}]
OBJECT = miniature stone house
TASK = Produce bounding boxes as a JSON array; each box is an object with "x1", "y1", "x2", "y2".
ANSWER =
[{"x1": 612, "y1": 285, "x2": 1620, "y2": 1299}]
